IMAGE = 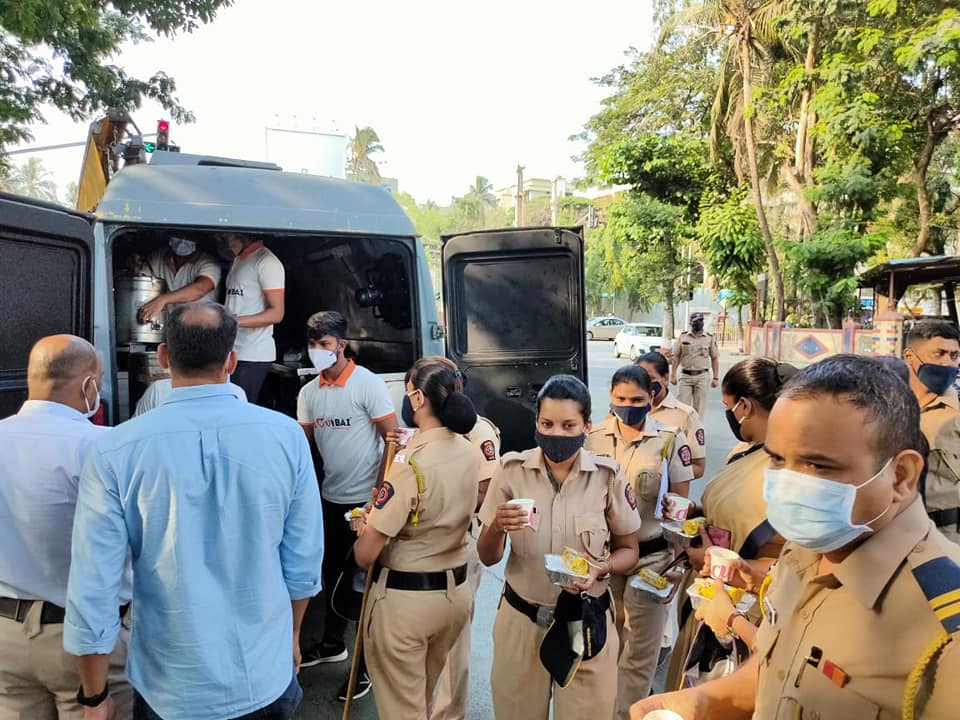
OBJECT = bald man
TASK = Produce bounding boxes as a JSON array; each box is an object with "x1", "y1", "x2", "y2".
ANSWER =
[{"x1": 0, "y1": 335, "x2": 133, "y2": 719}]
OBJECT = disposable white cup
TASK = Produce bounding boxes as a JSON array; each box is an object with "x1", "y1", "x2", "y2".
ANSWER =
[
  {"x1": 643, "y1": 711, "x2": 684, "y2": 720},
  {"x1": 507, "y1": 498, "x2": 536, "y2": 526},
  {"x1": 709, "y1": 547, "x2": 741, "y2": 584},
  {"x1": 664, "y1": 493, "x2": 694, "y2": 521},
  {"x1": 395, "y1": 428, "x2": 417, "y2": 446}
]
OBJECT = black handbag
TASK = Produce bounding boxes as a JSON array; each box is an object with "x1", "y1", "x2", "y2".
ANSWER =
[{"x1": 539, "y1": 592, "x2": 609, "y2": 687}]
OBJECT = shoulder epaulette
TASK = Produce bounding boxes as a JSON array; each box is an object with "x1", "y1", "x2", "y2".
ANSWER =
[
  {"x1": 911, "y1": 554, "x2": 960, "y2": 634},
  {"x1": 479, "y1": 416, "x2": 502, "y2": 439},
  {"x1": 501, "y1": 451, "x2": 527, "y2": 465},
  {"x1": 592, "y1": 454, "x2": 621, "y2": 474}
]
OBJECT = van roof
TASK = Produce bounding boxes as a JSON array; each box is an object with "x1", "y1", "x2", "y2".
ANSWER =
[{"x1": 96, "y1": 164, "x2": 417, "y2": 236}]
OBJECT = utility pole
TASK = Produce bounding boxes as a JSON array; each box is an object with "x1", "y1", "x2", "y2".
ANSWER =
[{"x1": 515, "y1": 165, "x2": 525, "y2": 227}]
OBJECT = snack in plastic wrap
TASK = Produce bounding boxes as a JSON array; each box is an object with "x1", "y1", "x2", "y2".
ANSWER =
[
  {"x1": 638, "y1": 567, "x2": 668, "y2": 590},
  {"x1": 561, "y1": 547, "x2": 589, "y2": 577},
  {"x1": 697, "y1": 578, "x2": 745, "y2": 605}
]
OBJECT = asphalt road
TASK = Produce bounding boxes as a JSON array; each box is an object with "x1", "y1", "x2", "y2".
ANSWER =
[{"x1": 296, "y1": 341, "x2": 743, "y2": 718}]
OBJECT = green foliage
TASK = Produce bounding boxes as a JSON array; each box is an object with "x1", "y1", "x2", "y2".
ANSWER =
[
  {"x1": 696, "y1": 188, "x2": 766, "y2": 303},
  {"x1": 0, "y1": 1, "x2": 231, "y2": 153},
  {"x1": 346, "y1": 126, "x2": 384, "y2": 184}
]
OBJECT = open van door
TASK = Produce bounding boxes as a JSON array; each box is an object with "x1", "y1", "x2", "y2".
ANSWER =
[
  {"x1": 442, "y1": 227, "x2": 587, "y2": 453},
  {"x1": 0, "y1": 193, "x2": 95, "y2": 419}
]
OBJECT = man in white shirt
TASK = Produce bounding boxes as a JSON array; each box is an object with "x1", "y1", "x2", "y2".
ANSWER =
[
  {"x1": 134, "y1": 377, "x2": 247, "y2": 416},
  {"x1": 296, "y1": 311, "x2": 397, "y2": 701},
  {"x1": 136, "y1": 235, "x2": 222, "y2": 323},
  {"x1": 0, "y1": 335, "x2": 132, "y2": 718},
  {"x1": 218, "y1": 234, "x2": 285, "y2": 404}
]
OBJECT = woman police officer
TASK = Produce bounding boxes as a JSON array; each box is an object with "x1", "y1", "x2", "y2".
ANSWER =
[
  {"x1": 353, "y1": 358, "x2": 480, "y2": 719},
  {"x1": 585, "y1": 365, "x2": 695, "y2": 718},
  {"x1": 477, "y1": 375, "x2": 640, "y2": 720}
]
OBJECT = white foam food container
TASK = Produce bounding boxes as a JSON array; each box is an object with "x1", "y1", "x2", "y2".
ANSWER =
[
  {"x1": 685, "y1": 577, "x2": 756, "y2": 613},
  {"x1": 544, "y1": 553, "x2": 588, "y2": 586}
]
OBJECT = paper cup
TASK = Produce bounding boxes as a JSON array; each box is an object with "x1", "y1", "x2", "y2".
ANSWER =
[
  {"x1": 709, "y1": 547, "x2": 741, "y2": 584},
  {"x1": 507, "y1": 498, "x2": 535, "y2": 526},
  {"x1": 643, "y1": 711, "x2": 684, "y2": 720},
  {"x1": 395, "y1": 428, "x2": 417, "y2": 446},
  {"x1": 664, "y1": 493, "x2": 694, "y2": 521}
]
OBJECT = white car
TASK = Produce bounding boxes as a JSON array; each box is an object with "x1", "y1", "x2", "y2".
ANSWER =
[{"x1": 613, "y1": 323, "x2": 664, "y2": 359}]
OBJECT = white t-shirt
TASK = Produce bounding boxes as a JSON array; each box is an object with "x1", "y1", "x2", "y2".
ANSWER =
[
  {"x1": 224, "y1": 242, "x2": 285, "y2": 362},
  {"x1": 144, "y1": 248, "x2": 222, "y2": 302},
  {"x1": 134, "y1": 378, "x2": 247, "y2": 416},
  {"x1": 296, "y1": 361, "x2": 396, "y2": 504}
]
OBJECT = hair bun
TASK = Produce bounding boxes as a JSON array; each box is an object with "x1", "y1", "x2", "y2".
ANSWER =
[
  {"x1": 775, "y1": 362, "x2": 798, "y2": 386},
  {"x1": 440, "y1": 392, "x2": 478, "y2": 435}
]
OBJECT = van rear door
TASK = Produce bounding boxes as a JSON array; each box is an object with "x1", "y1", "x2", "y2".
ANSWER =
[
  {"x1": 442, "y1": 227, "x2": 587, "y2": 452},
  {"x1": 0, "y1": 193, "x2": 95, "y2": 419}
]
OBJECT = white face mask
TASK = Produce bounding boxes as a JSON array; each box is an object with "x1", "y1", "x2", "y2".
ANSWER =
[
  {"x1": 763, "y1": 457, "x2": 893, "y2": 553},
  {"x1": 309, "y1": 349, "x2": 337, "y2": 372},
  {"x1": 169, "y1": 237, "x2": 196, "y2": 257},
  {"x1": 81, "y1": 376, "x2": 101, "y2": 419}
]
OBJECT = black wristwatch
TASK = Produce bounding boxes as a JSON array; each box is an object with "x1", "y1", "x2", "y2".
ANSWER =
[{"x1": 76, "y1": 682, "x2": 109, "y2": 707}]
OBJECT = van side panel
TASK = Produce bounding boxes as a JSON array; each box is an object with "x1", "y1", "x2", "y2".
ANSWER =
[{"x1": 416, "y1": 243, "x2": 444, "y2": 359}]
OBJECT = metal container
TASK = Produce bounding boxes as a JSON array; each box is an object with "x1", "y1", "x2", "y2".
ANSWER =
[
  {"x1": 115, "y1": 275, "x2": 166, "y2": 344},
  {"x1": 128, "y1": 351, "x2": 169, "y2": 417}
]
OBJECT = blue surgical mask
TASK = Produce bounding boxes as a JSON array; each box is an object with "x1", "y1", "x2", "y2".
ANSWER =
[
  {"x1": 610, "y1": 403, "x2": 650, "y2": 427},
  {"x1": 917, "y1": 363, "x2": 959, "y2": 397},
  {"x1": 763, "y1": 458, "x2": 893, "y2": 553}
]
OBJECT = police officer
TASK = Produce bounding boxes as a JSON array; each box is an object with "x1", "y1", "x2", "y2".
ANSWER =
[
  {"x1": 903, "y1": 320, "x2": 960, "y2": 544},
  {"x1": 586, "y1": 365, "x2": 694, "y2": 718},
  {"x1": 631, "y1": 355, "x2": 960, "y2": 720},
  {"x1": 670, "y1": 313, "x2": 719, "y2": 418},
  {"x1": 637, "y1": 351, "x2": 707, "y2": 480},
  {"x1": 353, "y1": 359, "x2": 480, "y2": 720},
  {"x1": 478, "y1": 375, "x2": 641, "y2": 720}
]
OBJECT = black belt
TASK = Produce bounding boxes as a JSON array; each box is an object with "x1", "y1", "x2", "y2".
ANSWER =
[
  {"x1": 372, "y1": 564, "x2": 467, "y2": 591},
  {"x1": 930, "y1": 507, "x2": 959, "y2": 529},
  {"x1": 682, "y1": 369, "x2": 709, "y2": 375},
  {"x1": 639, "y1": 536, "x2": 669, "y2": 556},
  {"x1": 503, "y1": 582, "x2": 610, "y2": 628},
  {"x1": 0, "y1": 599, "x2": 130, "y2": 625}
]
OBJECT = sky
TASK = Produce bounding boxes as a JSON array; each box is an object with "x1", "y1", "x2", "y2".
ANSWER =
[{"x1": 16, "y1": 0, "x2": 656, "y2": 205}]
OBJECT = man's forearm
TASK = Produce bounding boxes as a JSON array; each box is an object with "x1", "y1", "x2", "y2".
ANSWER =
[
  {"x1": 712, "y1": 358, "x2": 720, "y2": 377},
  {"x1": 292, "y1": 598, "x2": 310, "y2": 637},
  {"x1": 77, "y1": 653, "x2": 111, "y2": 696}
]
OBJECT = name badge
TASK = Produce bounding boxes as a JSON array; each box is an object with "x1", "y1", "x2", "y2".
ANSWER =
[
  {"x1": 763, "y1": 596, "x2": 778, "y2": 625},
  {"x1": 394, "y1": 453, "x2": 407, "y2": 465}
]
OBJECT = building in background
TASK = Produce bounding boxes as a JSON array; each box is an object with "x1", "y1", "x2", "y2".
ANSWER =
[{"x1": 264, "y1": 121, "x2": 346, "y2": 179}]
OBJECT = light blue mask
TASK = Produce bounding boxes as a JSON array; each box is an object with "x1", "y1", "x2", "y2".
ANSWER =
[{"x1": 763, "y1": 458, "x2": 893, "y2": 553}]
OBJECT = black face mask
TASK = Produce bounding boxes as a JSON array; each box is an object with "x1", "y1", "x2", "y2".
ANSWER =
[
  {"x1": 535, "y1": 431, "x2": 586, "y2": 463},
  {"x1": 725, "y1": 399, "x2": 745, "y2": 442},
  {"x1": 650, "y1": 381, "x2": 663, "y2": 400},
  {"x1": 691, "y1": 321, "x2": 704, "y2": 333},
  {"x1": 610, "y1": 403, "x2": 650, "y2": 427},
  {"x1": 917, "y1": 363, "x2": 960, "y2": 397},
  {"x1": 401, "y1": 394, "x2": 417, "y2": 428}
]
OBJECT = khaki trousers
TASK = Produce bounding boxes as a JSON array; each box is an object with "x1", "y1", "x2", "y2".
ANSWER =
[
  {"x1": 431, "y1": 536, "x2": 483, "y2": 720},
  {"x1": 490, "y1": 596, "x2": 617, "y2": 720},
  {"x1": 363, "y1": 570, "x2": 472, "y2": 720},
  {"x1": 612, "y1": 552, "x2": 672, "y2": 719},
  {"x1": 678, "y1": 373, "x2": 711, "y2": 418},
  {"x1": 0, "y1": 603, "x2": 132, "y2": 720}
]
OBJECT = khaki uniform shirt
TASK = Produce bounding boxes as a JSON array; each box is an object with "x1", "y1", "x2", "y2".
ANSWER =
[
  {"x1": 753, "y1": 499, "x2": 960, "y2": 719},
  {"x1": 466, "y1": 416, "x2": 501, "y2": 482},
  {"x1": 651, "y1": 393, "x2": 706, "y2": 463},
  {"x1": 700, "y1": 445, "x2": 781, "y2": 558},
  {"x1": 368, "y1": 427, "x2": 479, "y2": 572},
  {"x1": 920, "y1": 392, "x2": 960, "y2": 513},
  {"x1": 673, "y1": 332, "x2": 718, "y2": 371},
  {"x1": 586, "y1": 416, "x2": 694, "y2": 543},
  {"x1": 478, "y1": 448, "x2": 641, "y2": 607}
]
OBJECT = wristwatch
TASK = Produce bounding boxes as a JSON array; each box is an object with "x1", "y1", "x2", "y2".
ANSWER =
[
  {"x1": 726, "y1": 611, "x2": 746, "y2": 638},
  {"x1": 76, "y1": 682, "x2": 109, "y2": 708}
]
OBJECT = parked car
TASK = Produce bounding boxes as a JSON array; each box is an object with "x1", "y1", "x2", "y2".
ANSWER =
[
  {"x1": 614, "y1": 323, "x2": 664, "y2": 359},
  {"x1": 586, "y1": 316, "x2": 626, "y2": 340}
]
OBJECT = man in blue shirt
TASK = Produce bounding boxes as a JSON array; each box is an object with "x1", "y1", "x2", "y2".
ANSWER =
[{"x1": 64, "y1": 302, "x2": 324, "y2": 720}]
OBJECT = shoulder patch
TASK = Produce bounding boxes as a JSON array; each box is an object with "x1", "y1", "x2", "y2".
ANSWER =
[
  {"x1": 678, "y1": 445, "x2": 692, "y2": 467},
  {"x1": 912, "y1": 555, "x2": 960, "y2": 633},
  {"x1": 480, "y1": 439, "x2": 497, "y2": 461},
  {"x1": 374, "y1": 481, "x2": 395, "y2": 509},
  {"x1": 624, "y1": 484, "x2": 637, "y2": 511},
  {"x1": 696, "y1": 428, "x2": 705, "y2": 446}
]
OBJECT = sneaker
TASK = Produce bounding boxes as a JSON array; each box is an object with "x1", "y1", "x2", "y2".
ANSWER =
[
  {"x1": 337, "y1": 673, "x2": 372, "y2": 701},
  {"x1": 300, "y1": 641, "x2": 348, "y2": 668}
]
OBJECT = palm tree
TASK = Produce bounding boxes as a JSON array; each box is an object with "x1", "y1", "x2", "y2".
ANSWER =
[
  {"x1": 466, "y1": 175, "x2": 497, "y2": 225},
  {"x1": 662, "y1": 0, "x2": 791, "y2": 321},
  {"x1": 10, "y1": 157, "x2": 59, "y2": 201},
  {"x1": 346, "y1": 126, "x2": 384, "y2": 184}
]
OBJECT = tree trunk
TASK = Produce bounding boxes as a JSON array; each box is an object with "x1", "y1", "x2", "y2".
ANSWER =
[
  {"x1": 913, "y1": 117, "x2": 943, "y2": 256},
  {"x1": 788, "y1": 18, "x2": 820, "y2": 239},
  {"x1": 662, "y1": 284, "x2": 676, "y2": 344},
  {"x1": 740, "y1": 38, "x2": 785, "y2": 321},
  {"x1": 737, "y1": 305, "x2": 745, "y2": 352}
]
